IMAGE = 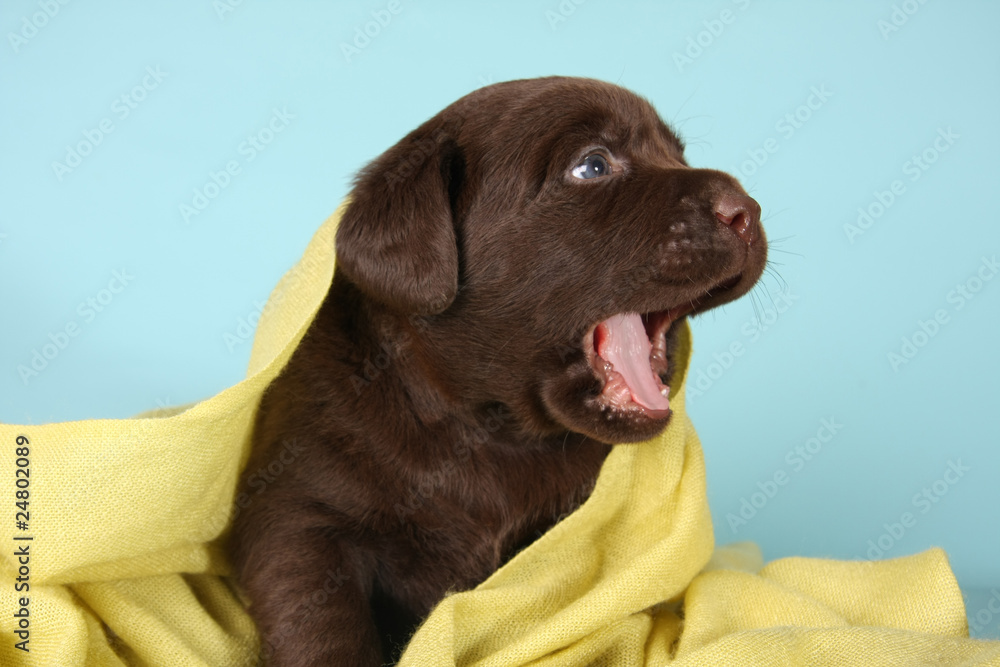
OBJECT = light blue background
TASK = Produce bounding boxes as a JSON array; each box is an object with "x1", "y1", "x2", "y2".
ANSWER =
[{"x1": 2, "y1": 0, "x2": 998, "y2": 637}]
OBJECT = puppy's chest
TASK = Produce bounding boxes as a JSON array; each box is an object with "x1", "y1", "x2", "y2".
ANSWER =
[{"x1": 387, "y1": 437, "x2": 610, "y2": 581}]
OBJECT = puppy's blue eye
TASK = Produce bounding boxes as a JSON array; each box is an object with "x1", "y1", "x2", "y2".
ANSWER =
[{"x1": 571, "y1": 154, "x2": 610, "y2": 180}]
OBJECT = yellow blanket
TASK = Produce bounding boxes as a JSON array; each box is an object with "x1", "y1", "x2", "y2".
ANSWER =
[{"x1": 2, "y1": 203, "x2": 998, "y2": 666}]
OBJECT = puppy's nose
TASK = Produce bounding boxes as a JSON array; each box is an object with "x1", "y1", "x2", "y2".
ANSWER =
[{"x1": 714, "y1": 193, "x2": 761, "y2": 245}]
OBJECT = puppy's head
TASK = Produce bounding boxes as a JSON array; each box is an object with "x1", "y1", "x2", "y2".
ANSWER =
[{"x1": 336, "y1": 77, "x2": 767, "y2": 444}]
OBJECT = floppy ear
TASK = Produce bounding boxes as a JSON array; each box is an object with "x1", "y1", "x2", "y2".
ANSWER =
[{"x1": 335, "y1": 120, "x2": 463, "y2": 315}]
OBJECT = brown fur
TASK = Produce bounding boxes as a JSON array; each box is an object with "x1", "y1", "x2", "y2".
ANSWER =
[{"x1": 228, "y1": 76, "x2": 767, "y2": 665}]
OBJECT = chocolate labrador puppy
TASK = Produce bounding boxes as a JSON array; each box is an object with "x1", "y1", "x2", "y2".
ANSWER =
[{"x1": 228, "y1": 76, "x2": 767, "y2": 666}]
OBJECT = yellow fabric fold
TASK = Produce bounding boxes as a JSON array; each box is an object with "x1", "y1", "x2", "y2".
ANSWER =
[{"x1": 1, "y1": 203, "x2": 997, "y2": 666}]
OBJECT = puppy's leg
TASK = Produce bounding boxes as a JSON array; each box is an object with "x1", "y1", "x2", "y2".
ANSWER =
[{"x1": 236, "y1": 523, "x2": 381, "y2": 666}]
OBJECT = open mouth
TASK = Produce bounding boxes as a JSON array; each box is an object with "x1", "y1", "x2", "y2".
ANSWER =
[{"x1": 582, "y1": 275, "x2": 742, "y2": 419}]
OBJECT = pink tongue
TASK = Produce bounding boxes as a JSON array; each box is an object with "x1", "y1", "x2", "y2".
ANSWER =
[{"x1": 596, "y1": 313, "x2": 670, "y2": 411}]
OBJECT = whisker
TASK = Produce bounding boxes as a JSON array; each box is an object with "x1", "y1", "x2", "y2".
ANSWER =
[
  {"x1": 764, "y1": 264, "x2": 789, "y2": 293},
  {"x1": 761, "y1": 207, "x2": 791, "y2": 221},
  {"x1": 668, "y1": 87, "x2": 701, "y2": 128}
]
